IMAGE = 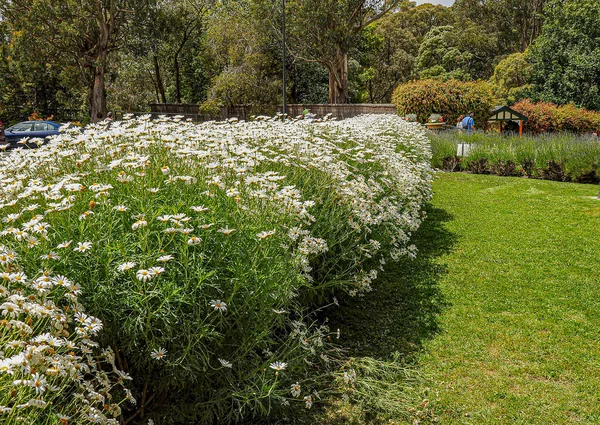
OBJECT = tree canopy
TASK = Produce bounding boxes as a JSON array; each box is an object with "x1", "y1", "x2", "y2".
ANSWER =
[
  {"x1": 0, "y1": 0, "x2": 599, "y2": 123},
  {"x1": 527, "y1": 0, "x2": 600, "y2": 110}
]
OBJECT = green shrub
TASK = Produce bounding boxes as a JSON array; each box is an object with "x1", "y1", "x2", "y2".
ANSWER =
[
  {"x1": 198, "y1": 99, "x2": 223, "y2": 118},
  {"x1": 392, "y1": 79, "x2": 496, "y2": 127},
  {"x1": 0, "y1": 115, "x2": 432, "y2": 424}
]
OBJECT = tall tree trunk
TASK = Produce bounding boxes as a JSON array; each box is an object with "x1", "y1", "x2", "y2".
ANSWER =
[
  {"x1": 173, "y1": 24, "x2": 193, "y2": 104},
  {"x1": 154, "y1": 54, "x2": 167, "y2": 103},
  {"x1": 328, "y1": 49, "x2": 349, "y2": 104},
  {"x1": 89, "y1": 0, "x2": 115, "y2": 123},
  {"x1": 174, "y1": 55, "x2": 182, "y2": 103},
  {"x1": 90, "y1": 50, "x2": 108, "y2": 122}
]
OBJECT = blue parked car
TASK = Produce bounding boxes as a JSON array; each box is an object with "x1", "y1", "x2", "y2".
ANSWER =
[{"x1": 2, "y1": 121, "x2": 62, "y2": 149}]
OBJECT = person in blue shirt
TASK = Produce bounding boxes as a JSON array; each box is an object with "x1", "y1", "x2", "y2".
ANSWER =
[{"x1": 461, "y1": 112, "x2": 475, "y2": 132}]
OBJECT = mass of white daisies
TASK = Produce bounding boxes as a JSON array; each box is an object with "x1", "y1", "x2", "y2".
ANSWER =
[{"x1": 0, "y1": 114, "x2": 432, "y2": 424}]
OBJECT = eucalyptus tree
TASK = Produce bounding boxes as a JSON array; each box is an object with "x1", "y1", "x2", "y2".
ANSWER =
[
  {"x1": 416, "y1": 23, "x2": 498, "y2": 81},
  {"x1": 355, "y1": 20, "x2": 418, "y2": 103},
  {"x1": 281, "y1": 0, "x2": 401, "y2": 104},
  {"x1": 452, "y1": 0, "x2": 545, "y2": 53},
  {"x1": 148, "y1": 0, "x2": 213, "y2": 103},
  {"x1": 1, "y1": 0, "x2": 144, "y2": 121},
  {"x1": 394, "y1": 1, "x2": 454, "y2": 41},
  {"x1": 0, "y1": 2, "x2": 79, "y2": 122},
  {"x1": 202, "y1": 0, "x2": 283, "y2": 108}
]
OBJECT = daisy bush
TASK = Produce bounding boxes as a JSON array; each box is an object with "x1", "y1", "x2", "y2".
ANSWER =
[
  {"x1": 0, "y1": 114, "x2": 432, "y2": 424},
  {"x1": 0, "y1": 253, "x2": 133, "y2": 424}
]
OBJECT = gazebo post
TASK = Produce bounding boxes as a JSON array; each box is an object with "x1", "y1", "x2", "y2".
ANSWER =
[
  {"x1": 499, "y1": 121, "x2": 503, "y2": 134},
  {"x1": 519, "y1": 120, "x2": 523, "y2": 139}
]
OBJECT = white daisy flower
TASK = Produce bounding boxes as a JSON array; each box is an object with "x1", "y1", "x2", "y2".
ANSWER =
[
  {"x1": 210, "y1": 299, "x2": 227, "y2": 313},
  {"x1": 27, "y1": 398, "x2": 47, "y2": 408},
  {"x1": 257, "y1": 230, "x2": 276, "y2": 240},
  {"x1": 303, "y1": 395, "x2": 313, "y2": 409},
  {"x1": 114, "y1": 205, "x2": 129, "y2": 212},
  {"x1": 136, "y1": 269, "x2": 152, "y2": 282},
  {"x1": 149, "y1": 266, "x2": 165, "y2": 276},
  {"x1": 269, "y1": 361, "x2": 287, "y2": 371},
  {"x1": 190, "y1": 206, "x2": 209, "y2": 213},
  {"x1": 52, "y1": 275, "x2": 71, "y2": 288},
  {"x1": 25, "y1": 236, "x2": 40, "y2": 248},
  {"x1": 39, "y1": 252, "x2": 60, "y2": 261},
  {"x1": 150, "y1": 347, "x2": 167, "y2": 361},
  {"x1": 218, "y1": 358, "x2": 233, "y2": 368},
  {"x1": 217, "y1": 227, "x2": 236, "y2": 236},
  {"x1": 187, "y1": 236, "x2": 202, "y2": 245},
  {"x1": 31, "y1": 373, "x2": 47, "y2": 395},
  {"x1": 291, "y1": 382, "x2": 301, "y2": 397},
  {"x1": 74, "y1": 242, "x2": 92, "y2": 252},
  {"x1": 0, "y1": 359, "x2": 14, "y2": 375},
  {"x1": 79, "y1": 210, "x2": 94, "y2": 220},
  {"x1": 118, "y1": 262, "x2": 136, "y2": 272},
  {"x1": 0, "y1": 251, "x2": 16, "y2": 264},
  {"x1": 10, "y1": 272, "x2": 27, "y2": 283},
  {"x1": 157, "y1": 255, "x2": 173, "y2": 263},
  {"x1": 226, "y1": 187, "x2": 239, "y2": 197},
  {"x1": 13, "y1": 230, "x2": 29, "y2": 241},
  {"x1": 57, "y1": 240, "x2": 73, "y2": 249},
  {"x1": 132, "y1": 220, "x2": 148, "y2": 230}
]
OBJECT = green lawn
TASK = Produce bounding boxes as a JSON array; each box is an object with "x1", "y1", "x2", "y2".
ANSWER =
[{"x1": 330, "y1": 173, "x2": 600, "y2": 424}]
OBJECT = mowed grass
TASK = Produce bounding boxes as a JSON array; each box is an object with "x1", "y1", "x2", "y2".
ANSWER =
[{"x1": 330, "y1": 172, "x2": 600, "y2": 424}]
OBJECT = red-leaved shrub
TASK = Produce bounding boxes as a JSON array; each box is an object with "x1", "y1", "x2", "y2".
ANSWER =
[{"x1": 512, "y1": 100, "x2": 600, "y2": 134}]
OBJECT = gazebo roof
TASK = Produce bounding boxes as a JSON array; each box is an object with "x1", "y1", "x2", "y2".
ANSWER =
[{"x1": 488, "y1": 105, "x2": 528, "y2": 122}]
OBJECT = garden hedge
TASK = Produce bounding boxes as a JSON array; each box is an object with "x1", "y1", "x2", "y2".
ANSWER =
[
  {"x1": 392, "y1": 79, "x2": 496, "y2": 127},
  {"x1": 512, "y1": 99, "x2": 600, "y2": 135}
]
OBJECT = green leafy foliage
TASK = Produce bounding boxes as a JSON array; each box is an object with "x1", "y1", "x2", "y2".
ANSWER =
[
  {"x1": 452, "y1": 0, "x2": 545, "y2": 53},
  {"x1": 0, "y1": 258, "x2": 132, "y2": 425},
  {"x1": 527, "y1": 0, "x2": 600, "y2": 110},
  {"x1": 351, "y1": 23, "x2": 418, "y2": 103},
  {"x1": 392, "y1": 79, "x2": 496, "y2": 125},
  {"x1": 202, "y1": 0, "x2": 282, "y2": 109},
  {"x1": 416, "y1": 24, "x2": 498, "y2": 81},
  {"x1": 489, "y1": 52, "x2": 533, "y2": 104}
]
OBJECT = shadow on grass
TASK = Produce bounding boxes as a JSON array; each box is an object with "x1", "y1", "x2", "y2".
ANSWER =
[{"x1": 329, "y1": 206, "x2": 457, "y2": 360}]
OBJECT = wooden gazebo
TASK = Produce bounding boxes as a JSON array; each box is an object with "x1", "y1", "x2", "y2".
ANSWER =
[{"x1": 488, "y1": 105, "x2": 528, "y2": 137}]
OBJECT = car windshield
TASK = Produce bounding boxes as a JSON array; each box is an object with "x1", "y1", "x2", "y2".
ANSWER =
[{"x1": 9, "y1": 123, "x2": 34, "y2": 132}]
